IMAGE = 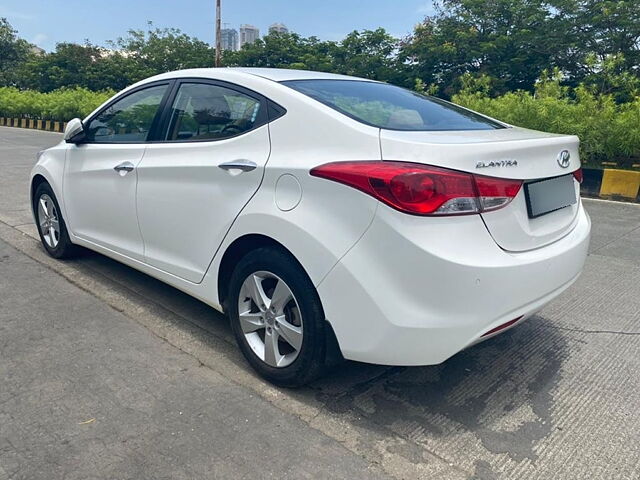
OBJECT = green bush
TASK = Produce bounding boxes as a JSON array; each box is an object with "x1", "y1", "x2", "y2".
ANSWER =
[
  {"x1": 0, "y1": 87, "x2": 115, "y2": 122},
  {"x1": 452, "y1": 73, "x2": 640, "y2": 169}
]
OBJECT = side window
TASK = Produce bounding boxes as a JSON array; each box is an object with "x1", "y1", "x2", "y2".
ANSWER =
[
  {"x1": 85, "y1": 84, "x2": 168, "y2": 143},
  {"x1": 164, "y1": 83, "x2": 262, "y2": 141}
]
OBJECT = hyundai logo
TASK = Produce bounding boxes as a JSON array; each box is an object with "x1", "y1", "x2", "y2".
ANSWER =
[{"x1": 557, "y1": 150, "x2": 571, "y2": 168}]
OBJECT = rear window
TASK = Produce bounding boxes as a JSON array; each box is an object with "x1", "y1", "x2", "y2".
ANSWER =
[{"x1": 281, "y1": 79, "x2": 504, "y2": 131}]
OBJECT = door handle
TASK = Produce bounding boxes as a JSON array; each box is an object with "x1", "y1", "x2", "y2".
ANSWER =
[
  {"x1": 218, "y1": 160, "x2": 257, "y2": 173},
  {"x1": 114, "y1": 162, "x2": 135, "y2": 174}
]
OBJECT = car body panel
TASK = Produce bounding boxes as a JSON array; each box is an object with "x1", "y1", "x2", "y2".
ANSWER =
[
  {"x1": 380, "y1": 127, "x2": 580, "y2": 180},
  {"x1": 380, "y1": 127, "x2": 582, "y2": 251},
  {"x1": 63, "y1": 143, "x2": 146, "y2": 260},
  {"x1": 30, "y1": 143, "x2": 67, "y2": 214},
  {"x1": 317, "y1": 203, "x2": 590, "y2": 365},
  {"x1": 480, "y1": 181, "x2": 581, "y2": 251},
  {"x1": 137, "y1": 125, "x2": 271, "y2": 283},
  {"x1": 30, "y1": 68, "x2": 592, "y2": 368}
]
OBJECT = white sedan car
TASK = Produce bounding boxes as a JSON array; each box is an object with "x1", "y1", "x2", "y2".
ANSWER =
[{"x1": 31, "y1": 68, "x2": 590, "y2": 386}]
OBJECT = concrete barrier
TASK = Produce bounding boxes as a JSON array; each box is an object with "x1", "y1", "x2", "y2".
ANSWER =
[{"x1": 600, "y1": 169, "x2": 640, "y2": 200}]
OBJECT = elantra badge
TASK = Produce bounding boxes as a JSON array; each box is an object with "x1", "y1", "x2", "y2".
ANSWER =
[
  {"x1": 557, "y1": 150, "x2": 571, "y2": 168},
  {"x1": 476, "y1": 160, "x2": 518, "y2": 169}
]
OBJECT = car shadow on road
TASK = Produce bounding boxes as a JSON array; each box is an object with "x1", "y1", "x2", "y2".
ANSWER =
[
  {"x1": 306, "y1": 317, "x2": 570, "y2": 462},
  {"x1": 69, "y1": 246, "x2": 570, "y2": 463}
]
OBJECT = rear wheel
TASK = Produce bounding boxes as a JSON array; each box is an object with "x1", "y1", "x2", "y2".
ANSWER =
[
  {"x1": 33, "y1": 182, "x2": 77, "y2": 259},
  {"x1": 228, "y1": 247, "x2": 327, "y2": 387}
]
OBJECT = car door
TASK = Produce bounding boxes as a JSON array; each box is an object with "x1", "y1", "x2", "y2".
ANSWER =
[
  {"x1": 136, "y1": 80, "x2": 272, "y2": 282},
  {"x1": 63, "y1": 83, "x2": 171, "y2": 260}
]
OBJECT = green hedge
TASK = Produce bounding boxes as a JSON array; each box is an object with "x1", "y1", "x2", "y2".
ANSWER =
[
  {"x1": 0, "y1": 87, "x2": 115, "y2": 122},
  {"x1": 453, "y1": 77, "x2": 640, "y2": 169}
]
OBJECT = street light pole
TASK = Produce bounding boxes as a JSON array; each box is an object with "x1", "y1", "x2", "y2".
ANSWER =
[{"x1": 215, "y1": 0, "x2": 222, "y2": 67}]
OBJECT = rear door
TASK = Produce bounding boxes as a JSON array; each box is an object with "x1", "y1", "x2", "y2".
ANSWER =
[{"x1": 136, "y1": 79, "x2": 272, "y2": 282}]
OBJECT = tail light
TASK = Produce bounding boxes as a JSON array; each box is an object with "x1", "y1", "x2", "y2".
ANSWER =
[
  {"x1": 310, "y1": 161, "x2": 523, "y2": 216},
  {"x1": 572, "y1": 168, "x2": 583, "y2": 184}
]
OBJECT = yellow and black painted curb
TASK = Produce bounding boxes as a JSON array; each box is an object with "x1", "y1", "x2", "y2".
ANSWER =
[
  {"x1": 1, "y1": 116, "x2": 638, "y2": 202},
  {"x1": 0, "y1": 117, "x2": 67, "y2": 133},
  {"x1": 582, "y1": 168, "x2": 640, "y2": 203}
]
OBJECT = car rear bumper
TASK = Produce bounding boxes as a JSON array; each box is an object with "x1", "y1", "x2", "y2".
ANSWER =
[{"x1": 317, "y1": 202, "x2": 591, "y2": 366}]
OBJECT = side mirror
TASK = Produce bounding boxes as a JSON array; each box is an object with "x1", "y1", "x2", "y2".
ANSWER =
[{"x1": 64, "y1": 118, "x2": 86, "y2": 143}]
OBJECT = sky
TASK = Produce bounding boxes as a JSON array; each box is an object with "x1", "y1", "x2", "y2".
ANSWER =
[{"x1": 0, "y1": 0, "x2": 436, "y2": 52}]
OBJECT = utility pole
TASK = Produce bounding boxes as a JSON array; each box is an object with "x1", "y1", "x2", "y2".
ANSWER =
[{"x1": 215, "y1": 0, "x2": 222, "y2": 67}]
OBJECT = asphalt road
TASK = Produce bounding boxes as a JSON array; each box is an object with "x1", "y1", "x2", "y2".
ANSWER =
[{"x1": 1, "y1": 126, "x2": 639, "y2": 480}]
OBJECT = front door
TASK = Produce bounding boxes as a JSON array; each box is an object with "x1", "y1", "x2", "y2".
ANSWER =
[
  {"x1": 63, "y1": 83, "x2": 170, "y2": 260},
  {"x1": 136, "y1": 81, "x2": 271, "y2": 282}
]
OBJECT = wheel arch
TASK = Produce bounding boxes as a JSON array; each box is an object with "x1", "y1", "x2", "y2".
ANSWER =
[
  {"x1": 30, "y1": 159, "x2": 66, "y2": 223},
  {"x1": 216, "y1": 233, "x2": 303, "y2": 309},
  {"x1": 30, "y1": 174, "x2": 49, "y2": 199},
  {"x1": 215, "y1": 232, "x2": 345, "y2": 366},
  {"x1": 30, "y1": 173, "x2": 53, "y2": 220}
]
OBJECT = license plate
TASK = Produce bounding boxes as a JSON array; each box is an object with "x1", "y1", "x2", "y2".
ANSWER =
[{"x1": 524, "y1": 174, "x2": 576, "y2": 218}]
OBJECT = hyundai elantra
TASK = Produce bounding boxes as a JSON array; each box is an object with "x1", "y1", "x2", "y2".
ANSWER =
[{"x1": 30, "y1": 68, "x2": 590, "y2": 386}]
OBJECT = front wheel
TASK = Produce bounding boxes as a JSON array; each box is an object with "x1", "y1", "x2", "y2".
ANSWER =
[
  {"x1": 33, "y1": 182, "x2": 77, "y2": 259},
  {"x1": 227, "y1": 246, "x2": 328, "y2": 387}
]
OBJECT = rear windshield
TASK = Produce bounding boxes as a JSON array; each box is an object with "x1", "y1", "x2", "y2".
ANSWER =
[{"x1": 281, "y1": 79, "x2": 504, "y2": 131}]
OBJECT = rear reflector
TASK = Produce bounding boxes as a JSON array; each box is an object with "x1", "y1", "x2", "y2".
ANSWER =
[
  {"x1": 572, "y1": 168, "x2": 583, "y2": 184},
  {"x1": 310, "y1": 161, "x2": 523, "y2": 216},
  {"x1": 481, "y1": 316, "x2": 524, "y2": 337}
]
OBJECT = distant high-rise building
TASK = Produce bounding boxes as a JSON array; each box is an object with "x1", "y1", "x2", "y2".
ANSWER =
[
  {"x1": 269, "y1": 23, "x2": 289, "y2": 34},
  {"x1": 29, "y1": 45, "x2": 45, "y2": 56},
  {"x1": 239, "y1": 24, "x2": 260, "y2": 47},
  {"x1": 221, "y1": 28, "x2": 238, "y2": 51}
]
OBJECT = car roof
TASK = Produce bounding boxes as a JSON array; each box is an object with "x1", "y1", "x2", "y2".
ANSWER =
[
  {"x1": 231, "y1": 67, "x2": 375, "y2": 82},
  {"x1": 149, "y1": 67, "x2": 376, "y2": 83}
]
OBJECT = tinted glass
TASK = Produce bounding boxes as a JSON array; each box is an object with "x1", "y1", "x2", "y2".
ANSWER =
[
  {"x1": 164, "y1": 83, "x2": 262, "y2": 141},
  {"x1": 282, "y1": 80, "x2": 503, "y2": 131},
  {"x1": 86, "y1": 85, "x2": 168, "y2": 142}
]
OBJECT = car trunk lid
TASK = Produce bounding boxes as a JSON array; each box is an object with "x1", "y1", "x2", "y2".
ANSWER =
[{"x1": 379, "y1": 127, "x2": 582, "y2": 252}]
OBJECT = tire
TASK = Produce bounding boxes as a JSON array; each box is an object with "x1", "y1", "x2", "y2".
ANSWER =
[
  {"x1": 33, "y1": 182, "x2": 77, "y2": 259},
  {"x1": 227, "y1": 246, "x2": 327, "y2": 387}
]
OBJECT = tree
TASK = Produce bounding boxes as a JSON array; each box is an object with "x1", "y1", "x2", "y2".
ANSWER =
[
  {"x1": 0, "y1": 18, "x2": 32, "y2": 86},
  {"x1": 402, "y1": 0, "x2": 640, "y2": 97},
  {"x1": 402, "y1": 0, "x2": 568, "y2": 96},
  {"x1": 110, "y1": 23, "x2": 215, "y2": 78},
  {"x1": 224, "y1": 29, "x2": 404, "y2": 84},
  {"x1": 17, "y1": 24, "x2": 216, "y2": 92},
  {"x1": 18, "y1": 42, "x2": 113, "y2": 91},
  {"x1": 554, "y1": 0, "x2": 640, "y2": 85},
  {"x1": 331, "y1": 28, "x2": 406, "y2": 84},
  {"x1": 223, "y1": 32, "x2": 337, "y2": 71}
]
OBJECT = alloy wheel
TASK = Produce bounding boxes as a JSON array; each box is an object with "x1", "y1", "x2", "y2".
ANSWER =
[
  {"x1": 37, "y1": 194, "x2": 60, "y2": 248},
  {"x1": 238, "y1": 271, "x2": 303, "y2": 368}
]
